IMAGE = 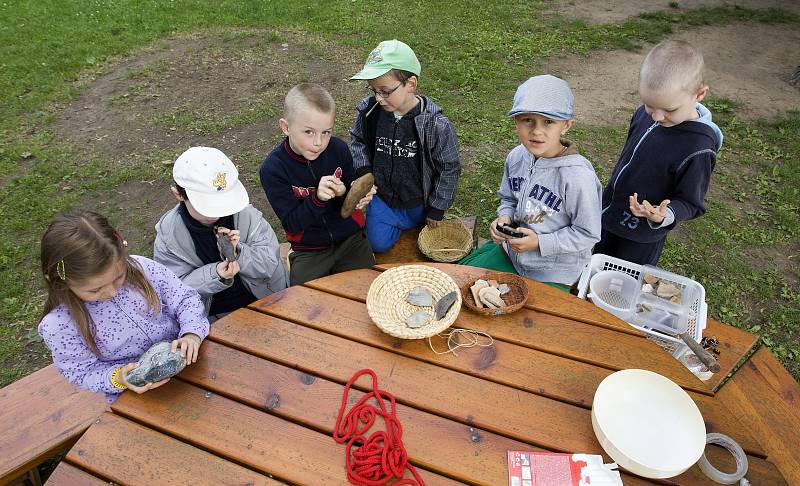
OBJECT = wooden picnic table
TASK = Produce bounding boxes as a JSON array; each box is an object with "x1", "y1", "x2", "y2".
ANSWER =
[{"x1": 46, "y1": 262, "x2": 797, "y2": 485}]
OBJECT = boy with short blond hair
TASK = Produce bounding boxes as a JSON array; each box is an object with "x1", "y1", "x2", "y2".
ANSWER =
[
  {"x1": 595, "y1": 40, "x2": 723, "y2": 265},
  {"x1": 260, "y1": 83, "x2": 375, "y2": 286},
  {"x1": 349, "y1": 39, "x2": 461, "y2": 253}
]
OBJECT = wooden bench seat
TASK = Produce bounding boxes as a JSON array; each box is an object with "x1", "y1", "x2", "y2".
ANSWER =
[
  {"x1": 375, "y1": 215, "x2": 476, "y2": 264},
  {"x1": 717, "y1": 346, "x2": 800, "y2": 484},
  {"x1": 0, "y1": 365, "x2": 108, "y2": 486},
  {"x1": 279, "y1": 215, "x2": 478, "y2": 268}
]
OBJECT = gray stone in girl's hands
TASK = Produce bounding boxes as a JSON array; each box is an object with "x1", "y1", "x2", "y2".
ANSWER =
[
  {"x1": 406, "y1": 287, "x2": 433, "y2": 307},
  {"x1": 126, "y1": 341, "x2": 186, "y2": 387}
]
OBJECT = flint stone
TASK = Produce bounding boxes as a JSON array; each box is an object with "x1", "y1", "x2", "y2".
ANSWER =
[
  {"x1": 498, "y1": 283, "x2": 510, "y2": 295},
  {"x1": 341, "y1": 173, "x2": 375, "y2": 218},
  {"x1": 406, "y1": 286, "x2": 433, "y2": 307},
  {"x1": 406, "y1": 310, "x2": 430, "y2": 328},
  {"x1": 435, "y1": 291, "x2": 458, "y2": 320},
  {"x1": 126, "y1": 341, "x2": 186, "y2": 387},
  {"x1": 656, "y1": 282, "x2": 681, "y2": 299},
  {"x1": 217, "y1": 233, "x2": 237, "y2": 262}
]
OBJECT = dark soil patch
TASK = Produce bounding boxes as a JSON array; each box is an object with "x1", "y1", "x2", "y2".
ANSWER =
[
  {"x1": 544, "y1": 22, "x2": 800, "y2": 125},
  {"x1": 52, "y1": 28, "x2": 365, "y2": 245},
  {"x1": 550, "y1": 0, "x2": 800, "y2": 25}
]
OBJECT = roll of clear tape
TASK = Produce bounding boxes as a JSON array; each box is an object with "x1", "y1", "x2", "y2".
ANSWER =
[{"x1": 697, "y1": 433, "x2": 748, "y2": 484}]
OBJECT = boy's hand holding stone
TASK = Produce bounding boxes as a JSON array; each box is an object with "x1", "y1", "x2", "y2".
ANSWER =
[
  {"x1": 217, "y1": 260, "x2": 240, "y2": 279},
  {"x1": 355, "y1": 185, "x2": 377, "y2": 211},
  {"x1": 489, "y1": 215, "x2": 513, "y2": 243},
  {"x1": 426, "y1": 218, "x2": 442, "y2": 229},
  {"x1": 629, "y1": 192, "x2": 670, "y2": 224},
  {"x1": 507, "y1": 226, "x2": 540, "y2": 252},
  {"x1": 317, "y1": 175, "x2": 344, "y2": 201}
]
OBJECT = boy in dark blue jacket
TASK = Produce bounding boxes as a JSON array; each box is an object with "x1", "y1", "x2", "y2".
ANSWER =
[
  {"x1": 260, "y1": 84, "x2": 376, "y2": 285},
  {"x1": 596, "y1": 40, "x2": 724, "y2": 266}
]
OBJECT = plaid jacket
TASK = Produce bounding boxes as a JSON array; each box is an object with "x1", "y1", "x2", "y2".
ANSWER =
[{"x1": 349, "y1": 96, "x2": 461, "y2": 220}]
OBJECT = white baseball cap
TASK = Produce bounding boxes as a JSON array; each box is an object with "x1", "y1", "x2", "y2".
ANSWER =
[{"x1": 172, "y1": 147, "x2": 249, "y2": 217}]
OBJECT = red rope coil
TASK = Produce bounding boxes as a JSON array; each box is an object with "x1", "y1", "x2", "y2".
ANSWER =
[{"x1": 333, "y1": 368, "x2": 424, "y2": 486}]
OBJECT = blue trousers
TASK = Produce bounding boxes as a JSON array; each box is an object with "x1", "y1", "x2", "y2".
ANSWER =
[{"x1": 366, "y1": 195, "x2": 425, "y2": 253}]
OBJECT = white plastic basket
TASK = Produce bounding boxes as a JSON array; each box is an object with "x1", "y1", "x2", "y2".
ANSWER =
[
  {"x1": 578, "y1": 254, "x2": 707, "y2": 356},
  {"x1": 587, "y1": 270, "x2": 639, "y2": 320}
]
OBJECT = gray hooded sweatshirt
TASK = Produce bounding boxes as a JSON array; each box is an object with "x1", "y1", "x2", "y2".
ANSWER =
[
  {"x1": 154, "y1": 204, "x2": 288, "y2": 315},
  {"x1": 497, "y1": 141, "x2": 602, "y2": 284}
]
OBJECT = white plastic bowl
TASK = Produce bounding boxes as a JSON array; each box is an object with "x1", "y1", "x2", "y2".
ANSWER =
[
  {"x1": 588, "y1": 270, "x2": 638, "y2": 320},
  {"x1": 592, "y1": 369, "x2": 706, "y2": 478}
]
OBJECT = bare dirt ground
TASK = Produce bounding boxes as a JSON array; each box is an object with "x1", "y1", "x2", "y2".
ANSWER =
[
  {"x1": 53, "y1": 28, "x2": 363, "y2": 249},
  {"x1": 544, "y1": 22, "x2": 800, "y2": 125},
  {"x1": 550, "y1": 0, "x2": 800, "y2": 25}
]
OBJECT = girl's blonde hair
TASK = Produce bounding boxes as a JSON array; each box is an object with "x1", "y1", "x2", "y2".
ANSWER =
[{"x1": 40, "y1": 211, "x2": 160, "y2": 356}]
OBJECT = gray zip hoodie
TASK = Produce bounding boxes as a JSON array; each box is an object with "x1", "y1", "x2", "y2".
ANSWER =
[
  {"x1": 154, "y1": 204, "x2": 288, "y2": 315},
  {"x1": 497, "y1": 141, "x2": 602, "y2": 284}
]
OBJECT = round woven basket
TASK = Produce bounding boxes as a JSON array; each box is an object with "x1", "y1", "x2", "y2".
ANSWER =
[
  {"x1": 417, "y1": 221, "x2": 473, "y2": 262},
  {"x1": 460, "y1": 272, "x2": 529, "y2": 316},
  {"x1": 367, "y1": 265, "x2": 462, "y2": 339}
]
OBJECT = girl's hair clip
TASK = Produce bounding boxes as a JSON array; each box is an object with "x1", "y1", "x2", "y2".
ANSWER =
[
  {"x1": 114, "y1": 230, "x2": 128, "y2": 247},
  {"x1": 56, "y1": 260, "x2": 66, "y2": 281}
]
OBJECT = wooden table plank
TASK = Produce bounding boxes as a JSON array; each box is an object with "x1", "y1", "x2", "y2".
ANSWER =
[
  {"x1": 302, "y1": 272, "x2": 707, "y2": 393},
  {"x1": 0, "y1": 365, "x2": 109, "y2": 484},
  {"x1": 45, "y1": 462, "x2": 109, "y2": 486},
  {"x1": 716, "y1": 347, "x2": 800, "y2": 484},
  {"x1": 182, "y1": 340, "x2": 659, "y2": 486},
  {"x1": 251, "y1": 285, "x2": 763, "y2": 456},
  {"x1": 702, "y1": 318, "x2": 761, "y2": 391},
  {"x1": 212, "y1": 308, "x2": 596, "y2": 454},
  {"x1": 207, "y1": 308, "x2": 784, "y2": 484},
  {"x1": 374, "y1": 262, "x2": 641, "y2": 335},
  {"x1": 112, "y1": 380, "x2": 463, "y2": 485},
  {"x1": 65, "y1": 412, "x2": 278, "y2": 485}
]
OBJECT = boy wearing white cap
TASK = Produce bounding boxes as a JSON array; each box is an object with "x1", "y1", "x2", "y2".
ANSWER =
[
  {"x1": 155, "y1": 147, "x2": 287, "y2": 320},
  {"x1": 464, "y1": 75, "x2": 601, "y2": 289},
  {"x1": 349, "y1": 39, "x2": 461, "y2": 253}
]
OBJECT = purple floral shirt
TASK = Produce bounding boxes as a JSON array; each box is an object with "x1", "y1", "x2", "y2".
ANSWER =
[{"x1": 39, "y1": 256, "x2": 210, "y2": 402}]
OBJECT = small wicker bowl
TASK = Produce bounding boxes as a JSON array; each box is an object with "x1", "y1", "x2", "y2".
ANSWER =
[
  {"x1": 367, "y1": 265, "x2": 462, "y2": 339},
  {"x1": 460, "y1": 272, "x2": 529, "y2": 316},
  {"x1": 418, "y1": 221, "x2": 473, "y2": 263}
]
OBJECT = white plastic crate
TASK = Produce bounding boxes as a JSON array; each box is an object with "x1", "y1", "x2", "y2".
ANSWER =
[{"x1": 578, "y1": 254, "x2": 707, "y2": 356}]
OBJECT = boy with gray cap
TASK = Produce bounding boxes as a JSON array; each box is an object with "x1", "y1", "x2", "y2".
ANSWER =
[
  {"x1": 464, "y1": 75, "x2": 601, "y2": 289},
  {"x1": 349, "y1": 39, "x2": 461, "y2": 253}
]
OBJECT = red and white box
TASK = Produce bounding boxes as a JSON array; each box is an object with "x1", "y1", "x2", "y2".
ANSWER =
[{"x1": 507, "y1": 451, "x2": 623, "y2": 486}]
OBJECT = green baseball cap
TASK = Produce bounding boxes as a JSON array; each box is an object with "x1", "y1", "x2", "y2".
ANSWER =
[{"x1": 350, "y1": 40, "x2": 421, "y2": 80}]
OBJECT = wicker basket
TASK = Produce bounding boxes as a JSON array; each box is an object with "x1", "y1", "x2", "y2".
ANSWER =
[
  {"x1": 417, "y1": 220, "x2": 473, "y2": 262},
  {"x1": 366, "y1": 265, "x2": 462, "y2": 339},
  {"x1": 460, "y1": 272, "x2": 529, "y2": 316}
]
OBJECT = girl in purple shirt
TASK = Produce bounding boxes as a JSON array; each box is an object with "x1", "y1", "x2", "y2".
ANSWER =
[{"x1": 38, "y1": 211, "x2": 210, "y2": 403}]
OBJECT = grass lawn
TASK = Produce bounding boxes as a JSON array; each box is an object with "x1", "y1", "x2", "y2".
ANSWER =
[{"x1": 0, "y1": 1, "x2": 798, "y2": 386}]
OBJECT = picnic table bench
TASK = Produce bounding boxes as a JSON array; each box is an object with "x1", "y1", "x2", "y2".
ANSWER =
[{"x1": 34, "y1": 262, "x2": 797, "y2": 485}]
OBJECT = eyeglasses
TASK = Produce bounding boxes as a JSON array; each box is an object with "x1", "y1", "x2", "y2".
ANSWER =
[{"x1": 368, "y1": 82, "x2": 403, "y2": 98}]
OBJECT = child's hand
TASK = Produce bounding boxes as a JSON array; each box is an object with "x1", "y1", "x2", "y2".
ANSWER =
[
  {"x1": 629, "y1": 193, "x2": 670, "y2": 224},
  {"x1": 172, "y1": 333, "x2": 202, "y2": 364},
  {"x1": 489, "y1": 216, "x2": 513, "y2": 243},
  {"x1": 355, "y1": 185, "x2": 377, "y2": 211},
  {"x1": 318, "y1": 176, "x2": 344, "y2": 201},
  {"x1": 119, "y1": 362, "x2": 170, "y2": 394},
  {"x1": 217, "y1": 260, "x2": 240, "y2": 279},
  {"x1": 216, "y1": 227, "x2": 241, "y2": 255},
  {"x1": 426, "y1": 217, "x2": 442, "y2": 229},
  {"x1": 507, "y1": 226, "x2": 540, "y2": 252}
]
